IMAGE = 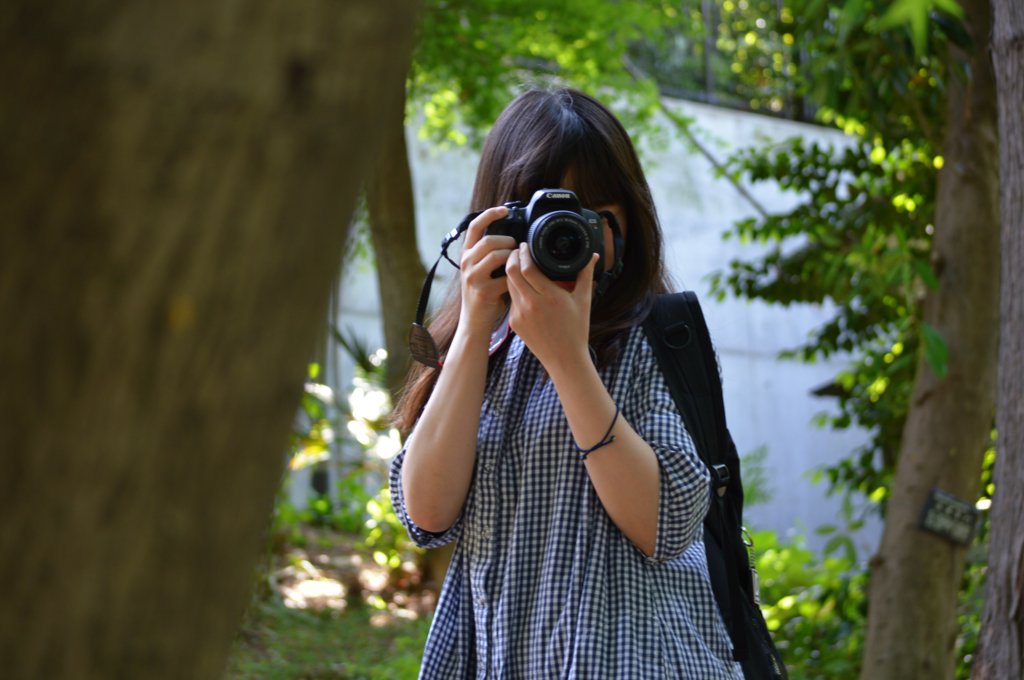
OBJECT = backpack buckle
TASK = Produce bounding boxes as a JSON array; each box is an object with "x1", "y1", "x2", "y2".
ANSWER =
[
  {"x1": 663, "y1": 321, "x2": 692, "y2": 350},
  {"x1": 711, "y1": 464, "x2": 730, "y2": 497}
]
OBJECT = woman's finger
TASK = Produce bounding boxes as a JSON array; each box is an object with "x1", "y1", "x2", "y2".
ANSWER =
[
  {"x1": 512, "y1": 243, "x2": 544, "y2": 296},
  {"x1": 474, "y1": 274, "x2": 510, "y2": 300},
  {"x1": 468, "y1": 248, "x2": 515, "y2": 281},
  {"x1": 505, "y1": 247, "x2": 526, "y2": 299},
  {"x1": 571, "y1": 254, "x2": 600, "y2": 303},
  {"x1": 463, "y1": 206, "x2": 509, "y2": 252},
  {"x1": 462, "y1": 235, "x2": 517, "y2": 271},
  {"x1": 505, "y1": 245, "x2": 531, "y2": 298},
  {"x1": 504, "y1": 245, "x2": 520, "y2": 281}
]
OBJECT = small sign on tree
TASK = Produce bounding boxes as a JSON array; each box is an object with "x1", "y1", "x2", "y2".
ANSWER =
[{"x1": 918, "y1": 488, "x2": 981, "y2": 546}]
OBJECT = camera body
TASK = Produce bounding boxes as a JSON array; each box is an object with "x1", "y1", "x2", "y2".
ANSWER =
[{"x1": 484, "y1": 189, "x2": 605, "y2": 281}]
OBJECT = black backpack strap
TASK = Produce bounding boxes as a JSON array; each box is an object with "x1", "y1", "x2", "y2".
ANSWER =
[
  {"x1": 641, "y1": 293, "x2": 727, "y2": 481},
  {"x1": 642, "y1": 292, "x2": 752, "y2": 663},
  {"x1": 682, "y1": 291, "x2": 729, "y2": 464},
  {"x1": 646, "y1": 293, "x2": 787, "y2": 679}
]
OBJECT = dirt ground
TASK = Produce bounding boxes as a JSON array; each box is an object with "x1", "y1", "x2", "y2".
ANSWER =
[{"x1": 267, "y1": 526, "x2": 438, "y2": 623}]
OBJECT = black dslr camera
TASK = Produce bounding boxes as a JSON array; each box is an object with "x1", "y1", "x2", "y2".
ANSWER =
[
  {"x1": 408, "y1": 188, "x2": 624, "y2": 369},
  {"x1": 484, "y1": 189, "x2": 606, "y2": 281}
]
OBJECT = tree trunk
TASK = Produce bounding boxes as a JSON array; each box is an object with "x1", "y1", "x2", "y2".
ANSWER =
[
  {"x1": 364, "y1": 91, "x2": 452, "y2": 586},
  {"x1": 365, "y1": 90, "x2": 429, "y2": 401},
  {"x1": 0, "y1": 2, "x2": 418, "y2": 679},
  {"x1": 858, "y1": 2, "x2": 1001, "y2": 679},
  {"x1": 971, "y1": 1, "x2": 1024, "y2": 678}
]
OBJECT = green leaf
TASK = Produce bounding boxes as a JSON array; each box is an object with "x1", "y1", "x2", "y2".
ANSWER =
[
  {"x1": 823, "y1": 535, "x2": 845, "y2": 556},
  {"x1": 875, "y1": 0, "x2": 964, "y2": 55},
  {"x1": 841, "y1": 536, "x2": 858, "y2": 563},
  {"x1": 801, "y1": 0, "x2": 831, "y2": 26},
  {"x1": 331, "y1": 324, "x2": 379, "y2": 376},
  {"x1": 874, "y1": 0, "x2": 927, "y2": 55},
  {"x1": 932, "y1": 0, "x2": 965, "y2": 17},
  {"x1": 931, "y1": 10, "x2": 975, "y2": 52},
  {"x1": 921, "y1": 322, "x2": 948, "y2": 379},
  {"x1": 893, "y1": 223, "x2": 909, "y2": 250},
  {"x1": 914, "y1": 259, "x2": 940, "y2": 290}
]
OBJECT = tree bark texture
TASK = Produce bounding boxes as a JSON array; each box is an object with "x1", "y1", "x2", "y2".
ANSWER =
[
  {"x1": 0, "y1": 2, "x2": 418, "y2": 679},
  {"x1": 365, "y1": 89, "x2": 428, "y2": 401},
  {"x1": 858, "y1": 1, "x2": 1001, "y2": 679},
  {"x1": 972, "y1": 1, "x2": 1024, "y2": 677}
]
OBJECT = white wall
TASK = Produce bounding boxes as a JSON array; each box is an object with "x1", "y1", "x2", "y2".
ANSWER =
[{"x1": 333, "y1": 97, "x2": 881, "y2": 558}]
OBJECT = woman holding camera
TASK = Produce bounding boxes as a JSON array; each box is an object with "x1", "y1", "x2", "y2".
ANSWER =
[{"x1": 390, "y1": 88, "x2": 740, "y2": 680}]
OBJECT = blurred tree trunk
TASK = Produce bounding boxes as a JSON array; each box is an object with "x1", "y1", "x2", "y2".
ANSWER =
[
  {"x1": 365, "y1": 89, "x2": 428, "y2": 401},
  {"x1": 972, "y1": 1, "x2": 1024, "y2": 678},
  {"x1": 858, "y1": 1, "x2": 1001, "y2": 679},
  {"x1": 365, "y1": 90, "x2": 454, "y2": 589},
  {"x1": 0, "y1": 1, "x2": 418, "y2": 679}
]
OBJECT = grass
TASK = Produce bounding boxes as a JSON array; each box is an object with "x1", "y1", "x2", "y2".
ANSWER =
[
  {"x1": 223, "y1": 524, "x2": 433, "y2": 680},
  {"x1": 225, "y1": 600, "x2": 430, "y2": 680}
]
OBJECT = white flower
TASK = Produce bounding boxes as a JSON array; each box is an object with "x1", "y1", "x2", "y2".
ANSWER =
[
  {"x1": 349, "y1": 384, "x2": 390, "y2": 423},
  {"x1": 304, "y1": 382, "x2": 335, "y2": 406},
  {"x1": 347, "y1": 420, "x2": 374, "y2": 446},
  {"x1": 372, "y1": 428, "x2": 403, "y2": 460}
]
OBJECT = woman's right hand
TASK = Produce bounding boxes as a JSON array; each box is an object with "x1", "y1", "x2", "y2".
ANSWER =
[
  {"x1": 401, "y1": 207, "x2": 515, "y2": 533},
  {"x1": 458, "y1": 206, "x2": 518, "y2": 336}
]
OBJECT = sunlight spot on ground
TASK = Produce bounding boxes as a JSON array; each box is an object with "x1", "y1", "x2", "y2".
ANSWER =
[
  {"x1": 360, "y1": 568, "x2": 389, "y2": 592},
  {"x1": 297, "y1": 578, "x2": 345, "y2": 600},
  {"x1": 298, "y1": 559, "x2": 321, "y2": 579},
  {"x1": 268, "y1": 527, "x2": 437, "y2": 620},
  {"x1": 281, "y1": 576, "x2": 347, "y2": 610},
  {"x1": 367, "y1": 606, "x2": 421, "y2": 627}
]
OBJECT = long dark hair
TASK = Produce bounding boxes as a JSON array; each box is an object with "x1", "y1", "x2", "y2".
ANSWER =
[{"x1": 392, "y1": 88, "x2": 673, "y2": 433}]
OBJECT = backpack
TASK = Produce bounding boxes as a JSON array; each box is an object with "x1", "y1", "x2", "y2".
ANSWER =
[{"x1": 642, "y1": 291, "x2": 788, "y2": 680}]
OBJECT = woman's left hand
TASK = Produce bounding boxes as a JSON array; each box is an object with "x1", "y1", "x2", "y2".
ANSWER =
[{"x1": 505, "y1": 243, "x2": 598, "y2": 371}]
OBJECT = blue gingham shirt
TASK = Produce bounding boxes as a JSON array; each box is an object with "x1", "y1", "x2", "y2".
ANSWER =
[{"x1": 390, "y1": 325, "x2": 743, "y2": 680}]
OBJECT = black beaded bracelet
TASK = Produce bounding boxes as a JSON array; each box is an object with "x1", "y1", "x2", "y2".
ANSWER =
[{"x1": 575, "y1": 405, "x2": 619, "y2": 460}]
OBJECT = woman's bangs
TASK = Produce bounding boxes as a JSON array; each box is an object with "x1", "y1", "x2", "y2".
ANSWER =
[{"x1": 564, "y1": 141, "x2": 628, "y2": 211}]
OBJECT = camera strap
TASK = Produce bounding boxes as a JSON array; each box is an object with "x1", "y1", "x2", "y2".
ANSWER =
[
  {"x1": 409, "y1": 210, "x2": 483, "y2": 370},
  {"x1": 594, "y1": 210, "x2": 624, "y2": 307},
  {"x1": 409, "y1": 208, "x2": 624, "y2": 370}
]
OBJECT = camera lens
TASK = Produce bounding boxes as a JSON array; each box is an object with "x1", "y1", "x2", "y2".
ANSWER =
[
  {"x1": 546, "y1": 225, "x2": 583, "y2": 262},
  {"x1": 527, "y1": 211, "x2": 594, "y2": 280}
]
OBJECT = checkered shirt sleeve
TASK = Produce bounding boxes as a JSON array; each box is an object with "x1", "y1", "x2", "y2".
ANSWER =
[
  {"x1": 389, "y1": 447, "x2": 464, "y2": 549},
  {"x1": 625, "y1": 336, "x2": 712, "y2": 564}
]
